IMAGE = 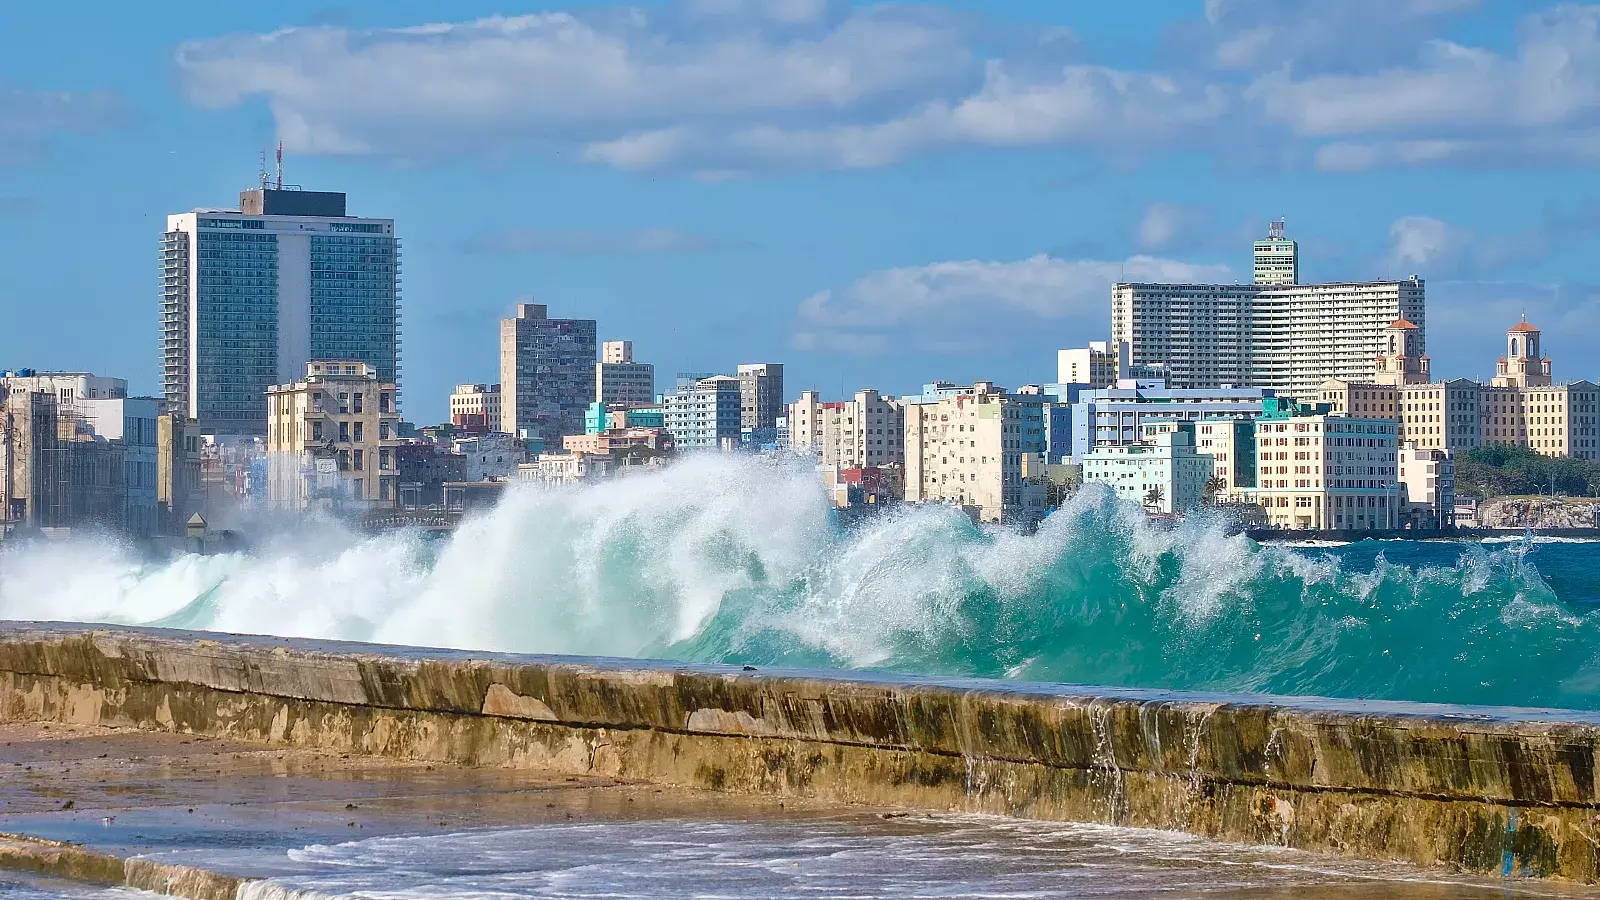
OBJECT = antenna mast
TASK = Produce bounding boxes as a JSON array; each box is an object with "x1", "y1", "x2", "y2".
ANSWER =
[
  {"x1": 258, "y1": 150, "x2": 269, "y2": 190},
  {"x1": 275, "y1": 142, "x2": 284, "y2": 190}
]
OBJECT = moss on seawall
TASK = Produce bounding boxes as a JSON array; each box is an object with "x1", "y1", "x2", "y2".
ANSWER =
[{"x1": 3, "y1": 623, "x2": 1600, "y2": 884}]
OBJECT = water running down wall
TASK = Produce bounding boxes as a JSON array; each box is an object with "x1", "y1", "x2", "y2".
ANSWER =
[
  {"x1": 3, "y1": 454, "x2": 1599, "y2": 710},
  {"x1": 2, "y1": 624, "x2": 1600, "y2": 883}
]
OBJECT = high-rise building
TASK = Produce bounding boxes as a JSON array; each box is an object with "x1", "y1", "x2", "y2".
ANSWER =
[
  {"x1": 662, "y1": 375, "x2": 743, "y2": 450},
  {"x1": 1112, "y1": 226, "x2": 1425, "y2": 399},
  {"x1": 737, "y1": 363, "x2": 784, "y2": 430},
  {"x1": 1253, "y1": 219, "x2": 1299, "y2": 285},
  {"x1": 265, "y1": 361, "x2": 401, "y2": 509},
  {"x1": 498, "y1": 303, "x2": 597, "y2": 446},
  {"x1": 162, "y1": 186, "x2": 399, "y2": 436},
  {"x1": 596, "y1": 340, "x2": 655, "y2": 407}
]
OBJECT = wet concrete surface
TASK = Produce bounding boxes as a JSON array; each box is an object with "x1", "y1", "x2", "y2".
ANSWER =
[
  {"x1": 0, "y1": 721, "x2": 833, "y2": 869},
  {"x1": 0, "y1": 724, "x2": 1598, "y2": 898}
]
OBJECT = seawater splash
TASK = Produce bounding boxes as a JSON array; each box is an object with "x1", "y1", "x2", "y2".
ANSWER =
[{"x1": 3, "y1": 453, "x2": 1600, "y2": 710}]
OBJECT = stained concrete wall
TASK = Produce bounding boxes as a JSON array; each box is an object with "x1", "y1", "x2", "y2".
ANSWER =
[{"x1": 2, "y1": 623, "x2": 1600, "y2": 883}]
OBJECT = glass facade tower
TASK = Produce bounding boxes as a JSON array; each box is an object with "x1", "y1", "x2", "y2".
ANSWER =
[{"x1": 161, "y1": 189, "x2": 398, "y2": 435}]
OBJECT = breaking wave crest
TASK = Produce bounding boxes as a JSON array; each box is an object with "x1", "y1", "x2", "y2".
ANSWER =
[{"x1": 3, "y1": 454, "x2": 1599, "y2": 709}]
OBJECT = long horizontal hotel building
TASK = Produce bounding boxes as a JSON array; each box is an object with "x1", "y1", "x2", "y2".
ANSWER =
[{"x1": 1111, "y1": 222, "x2": 1426, "y2": 401}]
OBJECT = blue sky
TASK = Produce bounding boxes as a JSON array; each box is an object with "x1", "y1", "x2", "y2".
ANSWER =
[{"x1": 4, "y1": 0, "x2": 1600, "y2": 421}]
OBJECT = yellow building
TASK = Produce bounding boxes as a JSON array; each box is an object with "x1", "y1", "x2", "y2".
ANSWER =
[
  {"x1": 1245, "y1": 400, "x2": 1400, "y2": 531},
  {"x1": 1322, "y1": 319, "x2": 1598, "y2": 460},
  {"x1": 266, "y1": 361, "x2": 402, "y2": 509},
  {"x1": 788, "y1": 389, "x2": 905, "y2": 470},
  {"x1": 903, "y1": 383, "x2": 1045, "y2": 524}
]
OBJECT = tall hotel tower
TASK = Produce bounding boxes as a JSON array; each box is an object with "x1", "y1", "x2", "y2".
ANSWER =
[
  {"x1": 1112, "y1": 221, "x2": 1425, "y2": 400},
  {"x1": 161, "y1": 182, "x2": 399, "y2": 436}
]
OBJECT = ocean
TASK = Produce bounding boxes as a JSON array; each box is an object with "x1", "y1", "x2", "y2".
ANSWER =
[
  {"x1": 6, "y1": 453, "x2": 1600, "y2": 897},
  {"x1": 2, "y1": 453, "x2": 1598, "y2": 711}
]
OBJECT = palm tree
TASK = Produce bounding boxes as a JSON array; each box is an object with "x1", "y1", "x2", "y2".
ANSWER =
[
  {"x1": 1202, "y1": 476, "x2": 1226, "y2": 505},
  {"x1": 1143, "y1": 485, "x2": 1166, "y2": 510}
]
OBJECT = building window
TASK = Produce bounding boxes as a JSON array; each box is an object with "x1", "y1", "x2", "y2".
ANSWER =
[
  {"x1": 354, "y1": 449, "x2": 364, "y2": 471},
  {"x1": 354, "y1": 421, "x2": 364, "y2": 442},
  {"x1": 312, "y1": 420, "x2": 323, "y2": 441},
  {"x1": 339, "y1": 421, "x2": 350, "y2": 442}
]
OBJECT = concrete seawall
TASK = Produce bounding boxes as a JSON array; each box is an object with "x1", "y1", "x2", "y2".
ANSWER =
[{"x1": 3, "y1": 623, "x2": 1600, "y2": 884}]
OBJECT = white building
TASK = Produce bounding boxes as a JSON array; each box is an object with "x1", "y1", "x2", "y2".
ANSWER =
[
  {"x1": 449, "y1": 383, "x2": 501, "y2": 429},
  {"x1": 1252, "y1": 219, "x2": 1299, "y2": 285},
  {"x1": 1246, "y1": 399, "x2": 1400, "y2": 531},
  {"x1": 596, "y1": 340, "x2": 655, "y2": 407},
  {"x1": 1399, "y1": 443, "x2": 1455, "y2": 530},
  {"x1": 1057, "y1": 341, "x2": 1127, "y2": 388},
  {"x1": 452, "y1": 432, "x2": 528, "y2": 481},
  {"x1": 162, "y1": 187, "x2": 398, "y2": 436},
  {"x1": 1070, "y1": 380, "x2": 1273, "y2": 461},
  {"x1": 1194, "y1": 418, "x2": 1257, "y2": 493},
  {"x1": 1112, "y1": 225, "x2": 1426, "y2": 399},
  {"x1": 663, "y1": 375, "x2": 743, "y2": 450},
  {"x1": 788, "y1": 389, "x2": 905, "y2": 469},
  {"x1": 1082, "y1": 422, "x2": 1213, "y2": 514},
  {"x1": 903, "y1": 383, "x2": 1046, "y2": 524},
  {"x1": 519, "y1": 451, "x2": 613, "y2": 486}
]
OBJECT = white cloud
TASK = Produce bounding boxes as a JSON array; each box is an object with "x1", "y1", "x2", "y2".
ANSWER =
[
  {"x1": 793, "y1": 253, "x2": 1231, "y2": 354},
  {"x1": 1383, "y1": 204, "x2": 1600, "y2": 278},
  {"x1": 170, "y1": 0, "x2": 1600, "y2": 175},
  {"x1": 176, "y1": 6, "x2": 979, "y2": 165},
  {"x1": 174, "y1": 3, "x2": 1229, "y2": 174},
  {"x1": 1248, "y1": 4, "x2": 1600, "y2": 169}
]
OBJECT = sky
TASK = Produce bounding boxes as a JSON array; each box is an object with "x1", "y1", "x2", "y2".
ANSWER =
[{"x1": 4, "y1": 0, "x2": 1600, "y2": 422}]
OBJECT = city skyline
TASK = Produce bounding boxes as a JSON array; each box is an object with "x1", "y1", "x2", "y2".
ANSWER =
[{"x1": 6, "y1": 1, "x2": 1600, "y2": 421}]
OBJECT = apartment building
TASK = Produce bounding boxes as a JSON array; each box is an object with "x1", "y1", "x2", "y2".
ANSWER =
[
  {"x1": 1112, "y1": 227, "x2": 1426, "y2": 399},
  {"x1": 1245, "y1": 399, "x2": 1401, "y2": 531},
  {"x1": 1323, "y1": 319, "x2": 1598, "y2": 459},
  {"x1": 596, "y1": 340, "x2": 655, "y2": 407},
  {"x1": 737, "y1": 363, "x2": 784, "y2": 430},
  {"x1": 662, "y1": 375, "x2": 742, "y2": 450},
  {"x1": 1082, "y1": 421, "x2": 1213, "y2": 514},
  {"x1": 1399, "y1": 444, "x2": 1455, "y2": 530},
  {"x1": 449, "y1": 383, "x2": 502, "y2": 430},
  {"x1": 162, "y1": 187, "x2": 398, "y2": 436},
  {"x1": 499, "y1": 303, "x2": 598, "y2": 446},
  {"x1": 788, "y1": 389, "x2": 906, "y2": 469},
  {"x1": 1070, "y1": 380, "x2": 1273, "y2": 461},
  {"x1": 1194, "y1": 418, "x2": 1256, "y2": 492},
  {"x1": 1252, "y1": 219, "x2": 1299, "y2": 285},
  {"x1": 265, "y1": 361, "x2": 402, "y2": 508},
  {"x1": 903, "y1": 383, "x2": 1046, "y2": 524}
]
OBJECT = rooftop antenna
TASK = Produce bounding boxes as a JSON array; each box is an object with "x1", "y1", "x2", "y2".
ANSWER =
[
  {"x1": 275, "y1": 141, "x2": 284, "y2": 190},
  {"x1": 258, "y1": 150, "x2": 269, "y2": 191},
  {"x1": 1268, "y1": 218, "x2": 1286, "y2": 240}
]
